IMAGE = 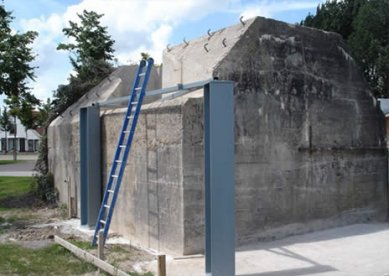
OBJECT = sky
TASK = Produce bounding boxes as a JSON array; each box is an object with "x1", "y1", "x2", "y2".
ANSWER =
[{"x1": 1, "y1": 0, "x2": 326, "y2": 104}]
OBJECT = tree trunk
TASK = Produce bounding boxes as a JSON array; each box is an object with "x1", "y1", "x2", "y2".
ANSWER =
[
  {"x1": 13, "y1": 116, "x2": 17, "y2": 161},
  {"x1": 5, "y1": 132, "x2": 7, "y2": 154},
  {"x1": 25, "y1": 128, "x2": 28, "y2": 152}
]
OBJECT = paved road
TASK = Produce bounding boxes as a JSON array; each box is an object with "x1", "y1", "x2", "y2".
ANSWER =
[
  {"x1": 0, "y1": 158, "x2": 37, "y2": 176},
  {"x1": 0, "y1": 153, "x2": 38, "y2": 161}
]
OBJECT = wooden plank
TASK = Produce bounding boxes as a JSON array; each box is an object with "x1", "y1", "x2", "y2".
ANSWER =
[
  {"x1": 98, "y1": 230, "x2": 105, "y2": 260},
  {"x1": 158, "y1": 254, "x2": 166, "y2": 276},
  {"x1": 54, "y1": 236, "x2": 128, "y2": 276}
]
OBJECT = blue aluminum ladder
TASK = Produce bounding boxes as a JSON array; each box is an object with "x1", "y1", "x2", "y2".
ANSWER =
[{"x1": 92, "y1": 57, "x2": 154, "y2": 246}]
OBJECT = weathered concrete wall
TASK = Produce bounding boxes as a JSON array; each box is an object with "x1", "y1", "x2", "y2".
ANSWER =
[
  {"x1": 48, "y1": 66, "x2": 161, "y2": 216},
  {"x1": 101, "y1": 99, "x2": 186, "y2": 253},
  {"x1": 49, "y1": 16, "x2": 387, "y2": 256},
  {"x1": 164, "y1": 16, "x2": 387, "y2": 254}
]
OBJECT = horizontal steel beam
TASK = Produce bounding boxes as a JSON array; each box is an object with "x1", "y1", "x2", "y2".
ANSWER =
[{"x1": 93, "y1": 78, "x2": 213, "y2": 108}]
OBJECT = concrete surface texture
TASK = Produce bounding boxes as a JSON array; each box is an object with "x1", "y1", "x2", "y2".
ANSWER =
[
  {"x1": 162, "y1": 16, "x2": 387, "y2": 254},
  {"x1": 143, "y1": 223, "x2": 389, "y2": 276},
  {"x1": 47, "y1": 65, "x2": 162, "y2": 215},
  {"x1": 49, "y1": 16, "x2": 388, "y2": 256},
  {"x1": 101, "y1": 97, "x2": 187, "y2": 253}
]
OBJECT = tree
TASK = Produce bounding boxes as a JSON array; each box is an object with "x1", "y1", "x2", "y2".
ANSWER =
[
  {"x1": 348, "y1": 0, "x2": 389, "y2": 97},
  {"x1": 0, "y1": 107, "x2": 12, "y2": 153},
  {"x1": 301, "y1": 0, "x2": 389, "y2": 98},
  {"x1": 57, "y1": 10, "x2": 115, "y2": 81},
  {"x1": 0, "y1": 4, "x2": 39, "y2": 159},
  {"x1": 18, "y1": 99, "x2": 39, "y2": 150},
  {"x1": 0, "y1": 4, "x2": 38, "y2": 97},
  {"x1": 5, "y1": 94, "x2": 40, "y2": 160},
  {"x1": 53, "y1": 10, "x2": 115, "y2": 115},
  {"x1": 36, "y1": 98, "x2": 53, "y2": 128}
]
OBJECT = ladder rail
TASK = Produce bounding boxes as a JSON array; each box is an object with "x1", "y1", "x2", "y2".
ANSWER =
[
  {"x1": 92, "y1": 58, "x2": 153, "y2": 246},
  {"x1": 92, "y1": 60, "x2": 146, "y2": 239},
  {"x1": 102, "y1": 59, "x2": 154, "y2": 239}
]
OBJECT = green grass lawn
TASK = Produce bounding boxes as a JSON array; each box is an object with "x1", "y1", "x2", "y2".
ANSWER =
[
  {"x1": 0, "y1": 176, "x2": 152, "y2": 275},
  {"x1": 0, "y1": 176, "x2": 32, "y2": 200},
  {"x1": 0, "y1": 160, "x2": 23, "y2": 165},
  {"x1": 0, "y1": 176, "x2": 98, "y2": 274},
  {"x1": 0, "y1": 243, "x2": 96, "y2": 275}
]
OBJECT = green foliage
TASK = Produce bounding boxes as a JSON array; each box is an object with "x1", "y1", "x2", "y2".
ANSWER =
[
  {"x1": 33, "y1": 172, "x2": 56, "y2": 203},
  {"x1": 18, "y1": 100, "x2": 37, "y2": 131},
  {"x1": 0, "y1": 4, "x2": 38, "y2": 98},
  {"x1": 0, "y1": 160, "x2": 22, "y2": 165},
  {"x1": 36, "y1": 98, "x2": 53, "y2": 127},
  {"x1": 0, "y1": 244, "x2": 96, "y2": 275},
  {"x1": 348, "y1": 0, "x2": 389, "y2": 97},
  {"x1": 33, "y1": 134, "x2": 56, "y2": 203},
  {"x1": 301, "y1": 0, "x2": 389, "y2": 98},
  {"x1": 57, "y1": 10, "x2": 114, "y2": 77},
  {"x1": 0, "y1": 3, "x2": 40, "y2": 161},
  {"x1": 35, "y1": 10, "x2": 116, "y2": 204},
  {"x1": 34, "y1": 134, "x2": 57, "y2": 203},
  {"x1": 0, "y1": 107, "x2": 12, "y2": 134},
  {"x1": 53, "y1": 9, "x2": 115, "y2": 116}
]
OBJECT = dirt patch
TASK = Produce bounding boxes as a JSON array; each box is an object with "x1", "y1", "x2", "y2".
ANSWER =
[
  {"x1": 0, "y1": 206, "x2": 61, "y2": 249},
  {"x1": 0, "y1": 205, "x2": 155, "y2": 274},
  {"x1": 0, "y1": 192, "x2": 52, "y2": 209}
]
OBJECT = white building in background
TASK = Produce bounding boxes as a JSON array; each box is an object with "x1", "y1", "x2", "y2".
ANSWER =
[{"x1": 0, "y1": 117, "x2": 41, "y2": 153}]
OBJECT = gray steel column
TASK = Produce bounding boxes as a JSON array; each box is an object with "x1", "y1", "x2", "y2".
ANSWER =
[
  {"x1": 204, "y1": 81, "x2": 235, "y2": 276},
  {"x1": 80, "y1": 105, "x2": 101, "y2": 227}
]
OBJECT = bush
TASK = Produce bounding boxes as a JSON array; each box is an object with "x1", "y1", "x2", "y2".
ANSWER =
[
  {"x1": 33, "y1": 172, "x2": 57, "y2": 203},
  {"x1": 33, "y1": 133, "x2": 57, "y2": 204}
]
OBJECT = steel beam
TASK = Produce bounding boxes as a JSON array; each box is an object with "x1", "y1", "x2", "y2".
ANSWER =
[
  {"x1": 204, "y1": 81, "x2": 235, "y2": 276},
  {"x1": 81, "y1": 79, "x2": 235, "y2": 275},
  {"x1": 93, "y1": 78, "x2": 213, "y2": 108},
  {"x1": 80, "y1": 105, "x2": 102, "y2": 226}
]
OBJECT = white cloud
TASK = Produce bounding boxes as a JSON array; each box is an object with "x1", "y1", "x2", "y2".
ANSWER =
[
  {"x1": 14, "y1": 0, "x2": 227, "y2": 101},
  {"x1": 240, "y1": 1, "x2": 321, "y2": 19},
  {"x1": 11, "y1": 0, "x2": 323, "y2": 102}
]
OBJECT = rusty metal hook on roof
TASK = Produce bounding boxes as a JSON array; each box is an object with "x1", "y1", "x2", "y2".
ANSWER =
[
  {"x1": 240, "y1": 16, "x2": 246, "y2": 26},
  {"x1": 183, "y1": 38, "x2": 189, "y2": 47},
  {"x1": 207, "y1": 29, "x2": 214, "y2": 40},
  {"x1": 204, "y1": 43, "x2": 209, "y2": 53},
  {"x1": 166, "y1": 44, "x2": 172, "y2": 52},
  {"x1": 222, "y1": 38, "x2": 227, "y2": 47}
]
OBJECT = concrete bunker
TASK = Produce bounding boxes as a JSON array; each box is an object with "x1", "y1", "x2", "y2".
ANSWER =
[{"x1": 48, "y1": 16, "x2": 388, "y2": 255}]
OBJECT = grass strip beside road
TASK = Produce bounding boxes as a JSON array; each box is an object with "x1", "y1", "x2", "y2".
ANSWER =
[
  {"x1": 0, "y1": 160, "x2": 23, "y2": 165},
  {"x1": 0, "y1": 176, "x2": 32, "y2": 199}
]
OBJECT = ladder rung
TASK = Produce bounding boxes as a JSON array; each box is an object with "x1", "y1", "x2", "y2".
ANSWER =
[{"x1": 92, "y1": 57, "x2": 154, "y2": 247}]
